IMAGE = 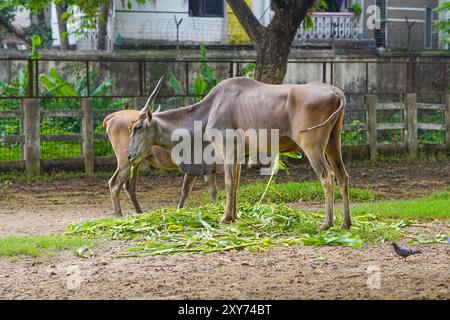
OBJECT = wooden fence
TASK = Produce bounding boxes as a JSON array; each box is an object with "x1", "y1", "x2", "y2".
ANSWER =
[
  {"x1": 364, "y1": 93, "x2": 450, "y2": 160},
  {"x1": 0, "y1": 94, "x2": 449, "y2": 173},
  {"x1": 0, "y1": 97, "x2": 148, "y2": 172}
]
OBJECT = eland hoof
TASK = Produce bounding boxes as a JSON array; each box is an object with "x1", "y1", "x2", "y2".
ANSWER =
[
  {"x1": 341, "y1": 222, "x2": 352, "y2": 230},
  {"x1": 219, "y1": 216, "x2": 234, "y2": 225},
  {"x1": 319, "y1": 223, "x2": 333, "y2": 231}
]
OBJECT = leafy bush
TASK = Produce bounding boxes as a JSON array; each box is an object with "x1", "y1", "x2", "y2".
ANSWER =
[
  {"x1": 167, "y1": 45, "x2": 217, "y2": 104},
  {"x1": 343, "y1": 119, "x2": 365, "y2": 146}
]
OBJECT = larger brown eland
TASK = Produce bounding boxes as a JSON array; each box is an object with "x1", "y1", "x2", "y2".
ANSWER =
[{"x1": 128, "y1": 77, "x2": 350, "y2": 230}]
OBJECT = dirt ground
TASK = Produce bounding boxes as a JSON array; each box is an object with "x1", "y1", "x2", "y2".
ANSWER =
[{"x1": 0, "y1": 161, "x2": 449, "y2": 299}]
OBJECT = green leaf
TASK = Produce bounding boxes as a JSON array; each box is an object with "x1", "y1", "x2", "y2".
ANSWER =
[
  {"x1": 90, "y1": 79, "x2": 113, "y2": 96},
  {"x1": 167, "y1": 68, "x2": 183, "y2": 94},
  {"x1": 61, "y1": 12, "x2": 71, "y2": 21},
  {"x1": 31, "y1": 34, "x2": 41, "y2": 47},
  {"x1": 39, "y1": 68, "x2": 78, "y2": 97},
  {"x1": 193, "y1": 76, "x2": 207, "y2": 97},
  {"x1": 303, "y1": 15, "x2": 314, "y2": 31}
]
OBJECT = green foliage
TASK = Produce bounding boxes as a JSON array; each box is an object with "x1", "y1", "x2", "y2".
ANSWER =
[
  {"x1": 25, "y1": 23, "x2": 53, "y2": 49},
  {"x1": 40, "y1": 68, "x2": 78, "y2": 96},
  {"x1": 167, "y1": 45, "x2": 218, "y2": 103},
  {"x1": 343, "y1": 119, "x2": 365, "y2": 146},
  {"x1": 350, "y1": 2, "x2": 362, "y2": 15},
  {"x1": 239, "y1": 63, "x2": 256, "y2": 78},
  {"x1": 258, "y1": 152, "x2": 302, "y2": 204},
  {"x1": 435, "y1": 1, "x2": 450, "y2": 45},
  {"x1": 0, "y1": 2, "x2": 16, "y2": 23},
  {"x1": 192, "y1": 45, "x2": 218, "y2": 102},
  {"x1": 0, "y1": 68, "x2": 29, "y2": 98},
  {"x1": 0, "y1": 234, "x2": 93, "y2": 257},
  {"x1": 39, "y1": 67, "x2": 113, "y2": 97},
  {"x1": 302, "y1": 15, "x2": 314, "y2": 31},
  {"x1": 67, "y1": 202, "x2": 406, "y2": 257},
  {"x1": 31, "y1": 29, "x2": 44, "y2": 48}
]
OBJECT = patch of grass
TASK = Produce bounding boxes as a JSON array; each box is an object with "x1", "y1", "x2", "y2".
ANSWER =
[
  {"x1": 0, "y1": 235, "x2": 93, "y2": 257},
  {"x1": 232, "y1": 181, "x2": 379, "y2": 204},
  {"x1": 346, "y1": 189, "x2": 450, "y2": 220},
  {"x1": 67, "y1": 203, "x2": 405, "y2": 257}
]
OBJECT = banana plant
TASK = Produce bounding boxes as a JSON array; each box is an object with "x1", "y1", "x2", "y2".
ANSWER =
[{"x1": 39, "y1": 68, "x2": 112, "y2": 97}]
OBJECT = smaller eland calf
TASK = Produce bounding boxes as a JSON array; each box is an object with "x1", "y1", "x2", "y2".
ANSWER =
[{"x1": 103, "y1": 108, "x2": 217, "y2": 216}]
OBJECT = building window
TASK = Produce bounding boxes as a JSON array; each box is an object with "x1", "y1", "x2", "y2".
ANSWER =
[{"x1": 189, "y1": 0, "x2": 224, "y2": 17}]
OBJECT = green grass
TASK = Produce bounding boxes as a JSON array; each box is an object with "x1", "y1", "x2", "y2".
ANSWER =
[
  {"x1": 227, "y1": 181, "x2": 380, "y2": 204},
  {"x1": 0, "y1": 235, "x2": 93, "y2": 257},
  {"x1": 67, "y1": 203, "x2": 406, "y2": 257},
  {"x1": 347, "y1": 189, "x2": 450, "y2": 220}
]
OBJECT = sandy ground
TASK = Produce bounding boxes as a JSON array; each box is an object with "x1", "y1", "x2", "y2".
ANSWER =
[{"x1": 0, "y1": 161, "x2": 449, "y2": 299}]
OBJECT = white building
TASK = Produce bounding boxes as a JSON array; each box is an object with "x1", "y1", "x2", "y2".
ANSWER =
[{"x1": 7, "y1": 0, "x2": 446, "y2": 50}]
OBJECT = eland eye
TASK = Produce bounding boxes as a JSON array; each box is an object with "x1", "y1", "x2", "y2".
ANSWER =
[{"x1": 134, "y1": 124, "x2": 142, "y2": 131}]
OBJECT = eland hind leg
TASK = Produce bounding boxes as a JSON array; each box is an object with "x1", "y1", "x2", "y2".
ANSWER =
[
  {"x1": 295, "y1": 138, "x2": 335, "y2": 230},
  {"x1": 325, "y1": 115, "x2": 351, "y2": 229}
]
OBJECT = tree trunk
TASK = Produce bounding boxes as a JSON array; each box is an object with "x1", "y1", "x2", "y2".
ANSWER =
[
  {"x1": 55, "y1": 3, "x2": 69, "y2": 50},
  {"x1": 226, "y1": 0, "x2": 313, "y2": 84},
  {"x1": 97, "y1": 5, "x2": 109, "y2": 50},
  {"x1": 255, "y1": 35, "x2": 291, "y2": 84}
]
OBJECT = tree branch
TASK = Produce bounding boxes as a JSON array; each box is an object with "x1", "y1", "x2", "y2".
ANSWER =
[
  {"x1": 269, "y1": 0, "x2": 314, "y2": 34},
  {"x1": 0, "y1": 15, "x2": 31, "y2": 45},
  {"x1": 225, "y1": 0, "x2": 265, "y2": 44}
]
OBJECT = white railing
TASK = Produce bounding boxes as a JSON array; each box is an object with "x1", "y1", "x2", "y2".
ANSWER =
[{"x1": 296, "y1": 12, "x2": 360, "y2": 41}]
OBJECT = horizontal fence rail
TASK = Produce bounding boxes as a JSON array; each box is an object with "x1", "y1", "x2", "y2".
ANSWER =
[{"x1": 0, "y1": 57, "x2": 449, "y2": 172}]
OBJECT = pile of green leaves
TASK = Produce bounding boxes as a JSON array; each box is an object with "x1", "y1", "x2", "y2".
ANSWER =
[{"x1": 67, "y1": 203, "x2": 405, "y2": 257}]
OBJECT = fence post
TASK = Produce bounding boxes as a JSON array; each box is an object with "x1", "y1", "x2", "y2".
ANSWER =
[
  {"x1": 23, "y1": 98, "x2": 40, "y2": 173},
  {"x1": 445, "y1": 94, "x2": 450, "y2": 153},
  {"x1": 133, "y1": 97, "x2": 147, "y2": 110},
  {"x1": 82, "y1": 98, "x2": 94, "y2": 174},
  {"x1": 365, "y1": 94, "x2": 377, "y2": 160},
  {"x1": 405, "y1": 93, "x2": 417, "y2": 158}
]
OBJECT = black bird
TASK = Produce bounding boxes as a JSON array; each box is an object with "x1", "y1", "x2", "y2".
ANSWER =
[{"x1": 391, "y1": 243, "x2": 422, "y2": 261}]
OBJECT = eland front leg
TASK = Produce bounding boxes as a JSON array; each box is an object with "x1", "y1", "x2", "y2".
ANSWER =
[
  {"x1": 220, "y1": 163, "x2": 241, "y2": 224},
  {"x1": 205, "y1": 173, "x2": 217, "y2": 203},
  {"x1": 178, "y1": 174, "x2": 197, "y2": 209}
]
